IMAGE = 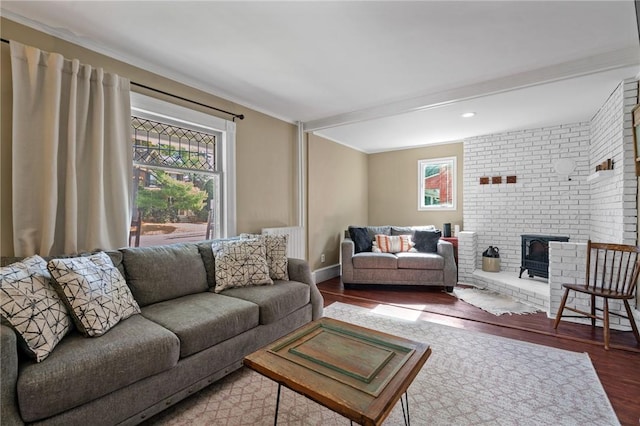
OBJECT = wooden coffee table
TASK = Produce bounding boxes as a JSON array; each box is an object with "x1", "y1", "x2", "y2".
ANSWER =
[{"x1": 243, "y1": 317, "x2": 431, "y2": 426}]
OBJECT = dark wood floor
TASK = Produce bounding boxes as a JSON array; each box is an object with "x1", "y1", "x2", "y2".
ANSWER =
[{"x1": 316, "y1": 278, "x2": 640, "y2": 426}]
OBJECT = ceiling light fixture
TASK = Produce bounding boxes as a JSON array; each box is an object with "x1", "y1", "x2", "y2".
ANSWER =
[{"x1": 461, "y1": 112, "x2": 476, "y2": 118}]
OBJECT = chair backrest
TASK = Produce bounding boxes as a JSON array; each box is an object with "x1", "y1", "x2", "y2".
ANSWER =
[{"x1": 586, "y1": 240, "x2": 640, "y2": 296}]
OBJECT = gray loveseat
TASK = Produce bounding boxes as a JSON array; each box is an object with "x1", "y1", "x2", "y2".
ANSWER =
[
  {"x1": 341, "y1": 226, "x2": 457, "y2": 291},
  {"x1": 1, "y1": 239, "x2": 323, "y2": 426}
]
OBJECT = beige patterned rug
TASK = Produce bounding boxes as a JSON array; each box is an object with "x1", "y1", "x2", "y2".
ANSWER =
[{"x1": 146, "y1": 302, "x2": 619, "y2": 426}]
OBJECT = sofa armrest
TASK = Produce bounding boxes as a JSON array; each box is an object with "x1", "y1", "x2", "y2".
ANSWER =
[
  {"x1": 437, "y1": 240, "x2": 457, "y2": 290},
  {"x1": 287, "y1": 258, "x2": 324, "y2": 320},
  {"x1": 1, "y1": 324, "x2": 24, "y2": 425},
  {"x1": 341, "y1": 238, "x2": 355, "y2": 283}
]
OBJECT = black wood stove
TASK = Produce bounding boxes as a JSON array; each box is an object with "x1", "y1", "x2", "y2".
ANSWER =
[{"x1": 519, "y1": 234, "x2": 570, "y2": 279}]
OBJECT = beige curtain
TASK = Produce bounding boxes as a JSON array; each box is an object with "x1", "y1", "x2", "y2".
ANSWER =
[{"x1": 10, "y1": 41, "x2": 132, "y2": 256}]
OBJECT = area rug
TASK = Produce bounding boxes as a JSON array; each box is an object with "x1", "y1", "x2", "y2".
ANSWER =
[
  {"x1": 453, "y1": 287, "x2": 542, "y2": 315},
  {"x1": 146, "y1": 302, "x2": 619, "y2": 426}
]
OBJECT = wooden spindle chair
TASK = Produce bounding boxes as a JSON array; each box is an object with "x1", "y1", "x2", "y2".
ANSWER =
[{"x1": 553, "y1": 240, "x2": 640, "y2": 350}]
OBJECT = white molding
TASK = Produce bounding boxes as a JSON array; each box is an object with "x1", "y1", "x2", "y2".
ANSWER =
[
  {"x1": 312, "y1": 264, "x2": 340, "y2": 284},
  {"x1": 131, "y1": 92, "x2": 229, "y2": 132},
  {"x1": 297, "y1": 122, "x2": 306, "y2": 228},
  {"x1": 222, "y1": 122, "x2": 237, "y2": 238},
  {"x1": 303, "y1": 46, "x2": 640, "y2": 132}
]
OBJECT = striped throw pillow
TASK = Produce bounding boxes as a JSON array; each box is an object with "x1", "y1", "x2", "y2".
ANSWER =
[{"x1": 375, "y1": 234, "x2": 413, "y2": 253}]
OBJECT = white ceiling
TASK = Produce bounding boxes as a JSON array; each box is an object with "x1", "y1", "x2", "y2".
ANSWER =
[{"x1": 2, "y1": 1, "x2": 639, "y2": 153}]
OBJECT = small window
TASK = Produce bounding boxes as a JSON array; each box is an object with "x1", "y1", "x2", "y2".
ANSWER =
[{"x1": 418, "y1": 157, "x2": 456, "y2": 211}]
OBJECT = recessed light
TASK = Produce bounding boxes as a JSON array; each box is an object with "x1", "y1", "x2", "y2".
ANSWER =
[{"x1": 461, "y1": 112, "x2": 476, "y2": 118}]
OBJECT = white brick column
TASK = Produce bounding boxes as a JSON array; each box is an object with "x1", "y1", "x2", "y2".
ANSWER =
[{"x1": 458, "y1": 231, "x2": 477, "y2": 284}]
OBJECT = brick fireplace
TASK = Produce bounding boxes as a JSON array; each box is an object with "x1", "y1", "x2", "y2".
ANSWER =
[
  {"x1": 519, "y1": 234, "x2": 569, "y2": 279},
  {"x1": 456, "y1": 78, "x2": 639, "y2": 328}
]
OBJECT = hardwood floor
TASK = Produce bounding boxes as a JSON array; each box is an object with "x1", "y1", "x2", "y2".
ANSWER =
[{"x1": 316, "y1": 277, "x2": 640, "y2": 426}]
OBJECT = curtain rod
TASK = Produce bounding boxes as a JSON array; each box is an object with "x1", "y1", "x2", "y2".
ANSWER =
[{"x1": 1, "y1": 37, "x2": 245, "y2": 121}]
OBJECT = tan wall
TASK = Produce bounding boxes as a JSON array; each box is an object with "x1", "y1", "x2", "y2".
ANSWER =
[
  {"x1": 0, "y1": 18, "x2": 298, "y2": 256},
  {"x1": 308, "y1": 134, "x2": 368, "y2": 271},
  {"x1": 368, "y1": 142, "x2": 464, "y2": 230}
]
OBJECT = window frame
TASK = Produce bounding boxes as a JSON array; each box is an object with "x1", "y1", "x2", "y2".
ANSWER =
[
  {"x1": 130, "y1": 92, "x2": 236, "y2": 238},
  {"x1": 417, "y1": 156, "x2": 457, "y2": 211}
]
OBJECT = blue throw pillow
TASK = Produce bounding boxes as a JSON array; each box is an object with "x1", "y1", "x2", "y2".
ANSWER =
[
  {"x1": 413, "y1": 230, "x2": 442, "y2": 253},
  {"x1": 348, "y1": 226, "x2": 372, "y2": 253}
]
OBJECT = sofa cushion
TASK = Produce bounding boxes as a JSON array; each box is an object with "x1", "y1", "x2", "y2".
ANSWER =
[
  {"x1": 212, "y1": 239, "x2": 273, "y2": 293},
  {"x1": 352, "y1": 253, "x2": 398, "y2": 269},
  {"x1": 103, "y1": 250, "x2": 126, "y2": 280},
  {"x1": 396, "y1": 252, "x2": 445, "y2": 269},
  {"x1": 141, "y1": 292, "x2": 259, "y2": 358},
  {"x1": 47, "y1": 252, "x2": 140, "y2": 337},
  {"x1": 413, "y1": 230, "x2": 442, "y2": 253},
  {"x1": 17, "y1": 314, "x2": 179, "y2": 422},
  {"x1": 348, "y1": 226, "x2": 372, "y2": 253},
  {"x1": 196, "y1": 239, "x2": 218, "y2": 288},
  {"x1": 121, "y1": 244, "x2": 208, "y2": 306},
  {"x1": 0, "y1": 255, "x2": 72, "y2": 362},
  {"x1": 390, "y1": 226, "x2": 414, "y2": 236},
  {"x1": 220, "y1": 280, "x2": 310, "y2": 325},
  {"x1": 366, "y1": 225, "x2": 392, "y2": 241}
]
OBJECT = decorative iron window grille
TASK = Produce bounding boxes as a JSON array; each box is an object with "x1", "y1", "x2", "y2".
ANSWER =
[{"x1": 131, "y1": 116, "x2": 216, "y2": 172}]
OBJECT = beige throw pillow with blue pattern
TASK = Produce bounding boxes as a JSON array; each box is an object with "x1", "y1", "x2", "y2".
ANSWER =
[
  {"x1": 47, "y1": 252, "x2": 140, "y2": 337},
  {"x1": 0, "y1": 255, "x2": 73, "y2": 362},
  {"x1": 212, "y1": 239, "x2": 273, "y2": 293}
]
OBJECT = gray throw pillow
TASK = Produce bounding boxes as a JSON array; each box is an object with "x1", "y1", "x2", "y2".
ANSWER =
[
  {"x1": 391, "y1": 226, "x2": 414, "y2": 236},
  {"x1": 348, "y1": 226, "x2": 372, "y2": 253},
  {"x1": 413, "y1": 230, "x2": 442, "y2": 253}
]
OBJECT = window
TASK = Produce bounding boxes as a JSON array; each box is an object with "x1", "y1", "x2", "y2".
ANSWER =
[
  {"x1": 418, "y1": 157, "x2": 456, "y2": 211},
  {"x1": 130, "y1": 93, "x2": 236, "y2": 247}
]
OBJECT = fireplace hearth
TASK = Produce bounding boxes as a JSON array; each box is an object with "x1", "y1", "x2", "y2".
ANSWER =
[{"x1": 519, "y1": 234, "x2": 569, "y2": 279}]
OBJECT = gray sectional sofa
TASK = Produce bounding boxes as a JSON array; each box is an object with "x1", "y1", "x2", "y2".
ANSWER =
[
  {"x1": 0, "y1": 240, "x2": 323, "y2": 426},
  {"x1": 341, "y1": 225, "x2": 457, "y2": 290}
]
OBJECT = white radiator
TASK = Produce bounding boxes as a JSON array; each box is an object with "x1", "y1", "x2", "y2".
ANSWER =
[{"x1": 261, "y1": 226, "x2": 305, "y2": 259}]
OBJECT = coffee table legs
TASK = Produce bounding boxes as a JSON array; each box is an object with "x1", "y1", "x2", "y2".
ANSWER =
[
  {"x1": 274, "y1": 383, "x2": 282, "y2": 426},
  {"x1": 400, "y1": 391, "x2": 410, "y2": 425},
  {"x1": 274, "y1": 384, "x2": 410, "y2": 426}
]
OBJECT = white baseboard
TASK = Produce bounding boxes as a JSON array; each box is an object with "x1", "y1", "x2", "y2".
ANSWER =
[{"x1": 312, "y1": 263, "x2": 340, "y2": 284}]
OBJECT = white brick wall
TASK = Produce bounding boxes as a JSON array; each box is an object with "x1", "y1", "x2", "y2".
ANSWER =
[
  {"x1": 589, "y1": 79, "x2": 638, "y2": 245},
  {"x1": 549, "y1": 242, "x2": 637, "y2": 331},
  {"x1": 463, "y1": 123, "x2": 591, "y2": 272},
  {"x1": 462, "y1": 79, "x2": 638, "y2": 273}
]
